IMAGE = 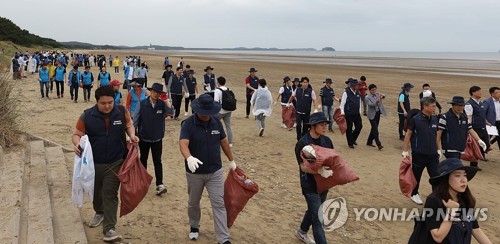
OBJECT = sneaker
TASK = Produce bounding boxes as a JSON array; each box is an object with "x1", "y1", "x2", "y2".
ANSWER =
[
  {"x1": 103, "y1": 229, "x2": 122, "y2": 242},
  {"x1": 295, "y1": 228, "x2": 316, "y2": 244},
  {"x1": 189, "y1": 227, "x2": 199, "y2": 240},
  {"x1": 259, "y1": 128, "x2": 264, "y2": 137},
  {"x1": 184, "y1": 112, "x2": 188, "y2": 116},
  {"x1": 88, "y1": 213, "x2": 104, "y2": 227},
  {"x1": 156, "y1": 184, "x2": 167, "y2": 195},
  {"x1": 229, "y1": 143, "x2": 233, "y2": 148},
  {"x1": 411, "y1": 194, "x2": 423, "y2": 205},
  {"x1": 281, "y1": 123, "x2": 286, "y2": 128},
  {"x1": 293, "y1": 123, "x2": 297, "y2": 128},
  {"x1": 220, "y1": 241, "x2": 232, "y2": 244}
]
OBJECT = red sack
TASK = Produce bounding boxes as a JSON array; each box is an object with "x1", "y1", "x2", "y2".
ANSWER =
[
  {"x1": 461, "y1": 134, "x2": 484, "y2": 162},
  {"x1": 282, "y1": 105, "x2": 296, "y2": 129},
  {"x1": 302, "y1": 145, "x2": 359, "y2": 193},
  {"x1": 399, "y1": 157, "x2": 416, "y2": 198},
  {"x1": 224, "y1": 167, "x2": 259, "y2": 228},
  {"x1": 117, "y1": 142, "x2": 153, "y2": 217},
  {"x1": 333, "y1": 108, "x2": 347, "y2": 135}
]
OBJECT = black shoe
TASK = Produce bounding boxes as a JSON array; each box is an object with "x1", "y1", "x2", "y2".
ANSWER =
[
  {"x1": 366, "y1": 143, "x2": 376, "y2": 147},
  {"x1": 348, "y1": 145, "x2": 355, "y2": 148},
  {"x1": 378, "y1": 145, "x2": 384, "y2": 150},
  {"x1": 353, "y1": 141, "x2": 358, "y2": 145},
  {"x1": 221, "y1": 241, "x2": 231, "y2": 244},
  {"x1": 399, "y1": 136, "x2": 405, "y2": 141}
]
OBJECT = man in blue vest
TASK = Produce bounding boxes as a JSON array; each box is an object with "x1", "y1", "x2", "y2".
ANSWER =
[
  {"x1": 287, "y1": 77, "x2": 320, "y2": 141},
  {"x1": 68, "y1": 65, "x2": 81, "y2": 103},
  {"x1": 402, "y1": 96, "x2": 439, "y2": 205},
  {"x1": 184, "y1": 69, "x2": 198, "y2": 116},
  {"x1": 340, "y1": 78, "x2": 363, "y2": 148},
  {"x1": 179, "y1": 94, "x2": 236, "y2": 244},
  {"x1": 81, "y1": 66, "x2": 94, "y2": 102},
  {"x1": 437, "y1": 96, "x2": 487, "y2": 162},
  {"x1": 398, "y1": 83, "x2": 414, "y2": 140},
  {"x1": 54, "y1": 62, "x2": 66, "y2": 98},
  {"x1": 319, "y1": 78, "x2": 339, "y2": 132},
  {"x1": 134, "y1": 83, "x2": 171, "y2": 195},
  {"x1": 72, "y1": 85, "x2": 139, "y2": 242},
  {"x1": 168, "y1": 67, "x2": 188, "y2": 120},
  {"x1": 203, "y1": 66, "x2": 216, "y2": 98},
  {"x1": 464, "y1": 86, "x2": 491, "y2": 164},
  {"x1": 98, "y1": 66, "x2": 112, "y2": 87},
  {"x1": 245, "y1": 68, "x2": 259, "y2": 118}
]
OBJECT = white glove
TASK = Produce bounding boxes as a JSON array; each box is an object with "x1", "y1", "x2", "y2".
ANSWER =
[
  {"x1": 184, "y1": 92, "x2": 190, "y2": 98},
  {"x1": 302, "y1": 145, "x2": 316, "y2": 158},
  {"x1": 318, "y1": 166, "x2": 333, "y2": 178},
  {"x1": 186, "y1": 156, "x2": 203, "y2": 173},
  {"x1": 285, "y1": 103, "x2": 292, "y2": 108},
  {"x1": 402, "y1": 151, "x2": 410, "y2": 158},
  {"x1": 228, "y1": 160, "x2": 236, "y2": 171},
  {"x1": 273, "y1": 101, "x2": 278, "y2": 106},
  {"x1": 313, "y1": 109, "x2": 319, "y2": 113},
  {"x1": 478, "y1": 140, "x2": 487, "y2": 151},
  {"x1": 437, "y1": 150, "x2": 443, "y2": 160}
]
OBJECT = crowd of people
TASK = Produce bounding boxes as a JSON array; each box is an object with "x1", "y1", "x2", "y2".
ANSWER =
[{"x1": 9, "y1": 50, "x2": 499, "y2": 243}]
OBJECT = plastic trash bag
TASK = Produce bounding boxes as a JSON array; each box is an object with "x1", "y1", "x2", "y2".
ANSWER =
[
  {"x1": 72, "y1": 135, "x2": 95, "y2": 208},
  {"x1": 333, "y1": 108, "x2": 347, "y2": 134},
  {"x1": 461, "y1": 134, "x2": 484, "y2": 162},
  {"x1": 282, "y1": 105, "x2": 296, "y2": 129},
  {"x1": 224, "y1": 167, "x2": 259, "y2": 228},
  {"x1": 399, "y1": 156, "x2": 416, "y2": 198},
  {"x1": 117, "y1": 142, "x2": 153, "y2": 217}
]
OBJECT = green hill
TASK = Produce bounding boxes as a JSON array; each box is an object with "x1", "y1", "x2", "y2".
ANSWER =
[{"x1": 0, "y1": 17, "x2": 62, "y2": 48}]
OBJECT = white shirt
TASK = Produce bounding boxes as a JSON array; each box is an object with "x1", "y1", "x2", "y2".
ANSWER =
[
  {"x1": 278, "y1": 86, "x2": 289, "y2": 105},
  {"x1": 214, "y1": 86, "x2": 230, "y2": 114},
  {"x1": 340, "y1": 88, "x2": 362, "y2": 115},
  {"x1": 494, "y1": 98, "x2": 500, "y2": 121},
  {"x1": 127, "y1": 66, "x2": 134, "y2": 80},
  {"x1": 464, "y1": 97, "x2": 480, "y2": 116}
]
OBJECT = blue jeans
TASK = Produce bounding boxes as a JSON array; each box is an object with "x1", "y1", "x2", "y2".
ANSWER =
[
  {"x1": 300, "y1": 191, "x2": 328, "y2": 244},
  {"x1": 322, "y1": 105, "x2": 333, "y2": 130},
  {"x1": 39, "y1": 82, "x2": 49, "y2": 97}
]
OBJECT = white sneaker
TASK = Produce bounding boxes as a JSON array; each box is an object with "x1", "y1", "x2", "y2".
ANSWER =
[
  {"x1": 295, "y1": 228, "x2": 316, "y2": 244},
  {"x1": 259, "y1": 128, "x2": 264, "y2": 137},
  {"x1": 189, "y1": 228, "x2": 199, "y2": 240},
  {"x1": 229, "y1": 143, "x2": 233, "y2": 148},
  {"x1": 156, "y1": 184, "x2": 167, "y2": 195},
  {"x1": 293, "y1": 123, "x2": 297, "y2": 128},
  {"x1": 411, "y1": 194, "x2": 423, "y2": 205},
  {"x1": 281, "y1": 123, "x2": 286, "y2": 128},
  {"x1": 184, "y1": 112, "x2": 188, "y2": 116}
]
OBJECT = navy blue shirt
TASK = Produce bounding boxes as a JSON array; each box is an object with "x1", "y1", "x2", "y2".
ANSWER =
[
  {"x1": 408, "y1": 112, "x2": 439, "y2": 155},
  {"x1": 180, "y1": 114, "x2": 227, "y2": 174},
  {"x1": 295, "y1": 133, "x2": 334, "y2": 195},
  {"x1": 438, "y1": 109, "x2": 471, "y2": 153}
]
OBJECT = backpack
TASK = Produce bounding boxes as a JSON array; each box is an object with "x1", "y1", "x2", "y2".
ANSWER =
[{"x1": 218, "y1": 88, "x2": 237, "y2": 111}]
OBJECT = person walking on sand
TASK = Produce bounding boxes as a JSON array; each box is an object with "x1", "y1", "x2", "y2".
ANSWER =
[
  {"x1": 109, "y1": 80, "x2": 123, "y2": 105},
  {"x1": 276, "y1": 76, "x2": 294, "y2": 129},
  {"x1": 168, "y1": 67, "x2": 188, "y2": 120},
  {"x1": 162, "y1": 64, "x2": 174, "y2": 89},
  {"x1": 48, "y1": 62, "x2": 56, "y2": 93},
  {"x1": 365, "y1": 84, "x2": 387, "y2": 150},
  {"x1": 398, "y1": 82, "x2": 414, "y2": 140},
  {"x1": 112, "y1": 56, "x2": 120, "y2": 74},
  {"x1": 319, "y1": 78, "x2": 340, "y2": 132},
  {"x1": 126, "y1": 80, "x2": 149, "y2": 119},
  {"x1": 72, "y1": 85, "x2": 139, "y2": 242},
  {"x1": 54, "y1": 62, "x2": 66, "y2": 98},
  {"x1": 81, "y1": 66, "x2": 94, "y2": 102},
  {"x1": 340, "y1": 78, "x2": 363, "y2": 148},
  {"x1": 402, "y1": 96, "x2": 439, "y2": 205},
  {"x1": 68, "y1": 65, "x2": 82, "y2": 103},
  {"x1": 179, "y1": 93, "x2": 236, "y2": 244},
  {"x1": 288, "y1": 77, "x2": 320, "y2": 141},
  {"x1": 294, "y1": 112, "x2": 335, "y2": 244},
  {"x1": 133, "y1": 83, "x2": 172, "y2": 196},
  {"x1": 28, "y1": 55, "x2": 37, "y2": 74},
  {"x1": 483, "y1": 87, "x2": 499, "y2": 149},
  {"x1": 245, "y1": 68, "x2": 259, "y2": 118},
  {"x1": 184, "y1": 69, "x2": 198, "y2": 116},
  {"x1": 98, "y1": 66, "x2": 111, "y2": 87},
  {"x1": 358, "y1": 75, "x2": 368, "y2": 116},
  {"x1": 464, "y1": 86, "x2": 491, "y2": 164},
  {"x1": 136, "y1": 63, "x2": 148, "y2": 88},
  {"x1": 436, "y1": 96, "x2": 487, "y2": 161},
  {"x1": 38, "y1": 62, "x2": 50, "y2": 98},
  {"x1": 203, "y1": 66, "x2": 216, "y2": 97},
  {"x1": 251, "y1": 79, "x2": 273, "y2": 137},
  {"x1": 214, "y1": 76, "x2": 234, "y2": 147},
  {"x1": 419, "y1": 83, "x2": 442, "y2": 114},
  {"x1": 124, "y1": 60, "x2": 136, "y2": 91}
]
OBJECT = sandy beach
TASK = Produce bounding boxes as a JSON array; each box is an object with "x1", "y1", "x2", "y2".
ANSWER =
[{"x1": 11, "y1": 50, "x2": 500, "y2": 243}]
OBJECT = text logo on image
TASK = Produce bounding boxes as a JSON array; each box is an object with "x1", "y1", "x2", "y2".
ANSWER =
[{"x1": 320, "y1": 197, "x2": 348, "y2": 232}]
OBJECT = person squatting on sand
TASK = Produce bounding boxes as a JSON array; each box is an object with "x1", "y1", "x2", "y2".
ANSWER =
[
  {"x1": 179, "y1": 93, "x2": 236, "y2": 244},
  {"x1": 72, "y1": 86, "x2": 139, "y2": 242},
  {"x1": 294, "y1": 112, "x2": 335, "y2": 244}
]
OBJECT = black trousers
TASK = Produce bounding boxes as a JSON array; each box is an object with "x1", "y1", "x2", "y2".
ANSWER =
[
  {"x1": 184, "y1": 94, "x2": 195, "y2": 113},
  {"x1": 55, "y1": 80, "x2": 64, "y2": 96},
  {"x1": 411, "y1": 152, "x2": 439, "y2": 195},
  {"x1": 139, "y1": 139, "x2": 163, "y2": 186},
  {"x1": 82, "y1": 85, "x2": 92, "y2": 101},
  {"x1": 367, "y1": 111, "x2": 381, "y2": 146},
  {"x1": 70, "y1": 83, "x2": 79, "y2": 101},
  {"x1": 398, "y1": 114, "x2": 406, "y2": 139},
  {"x1": 345, "y1": 114, "x2": 363, "y2": 146},
  {"x1": 474, "y1": 127, "x2": 490, "y2": 158},
  {"x1": 246, "y1": 94, "x2": 252, "y2": 116},
  {"x1": 296, "y1": 113, "x2": 310, "y2": 141},
  {"x1": 444, "y1": 152, "x2": 461, "y2": 159},
  {"x1": 172, "y1": 94, "x2": 183, "y2": 118}
]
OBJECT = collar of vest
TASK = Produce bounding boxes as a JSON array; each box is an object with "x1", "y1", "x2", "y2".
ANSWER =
[{"x1": 89, "y1": 105, "x2": 120, "y2": 118}]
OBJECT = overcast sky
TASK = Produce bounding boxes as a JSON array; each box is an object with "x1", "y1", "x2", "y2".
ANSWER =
[{"x1": 2, "y1": 0, "x2": 499, "y2": 51}]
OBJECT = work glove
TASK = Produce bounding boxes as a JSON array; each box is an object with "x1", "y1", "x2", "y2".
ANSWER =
[
  {"x1": 402, "y1": 151, "x2": 410, "y2": 158},
  {"x1": 228, "y1": 160, "x2": 236, "y2": 171},
  {"x1": 184, "y1": 92, "x2": 190, "y2": 98},
  {"x1": 437, "y1": 150, "x2": 443, "y2": 160},
  {"x1": 313, "y1": 109, "x2": 319, "y2": 113},
  {"x1": 285, "y1": 103, "x2": 292, "y2": 108},
  {"x1": 478, "y1": 140, "x2": 487, "y2": 151},
  {"x1": 186, "y1": 156, "x2": 203, "y2": 173},
  {"x1": 318, "y1": 166, "x2": 333, "y2": 178}
]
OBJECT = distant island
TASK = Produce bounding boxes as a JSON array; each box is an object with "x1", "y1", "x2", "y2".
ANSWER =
[{"x1": 321, "y1": 47, "x2": 336, "y2": 51}]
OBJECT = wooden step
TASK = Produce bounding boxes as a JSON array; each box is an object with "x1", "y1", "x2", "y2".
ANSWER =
[
  {"x1": 27, "y1": 140, "x2": 54, "y2": 244},
  {"x1": 45, "y1": 146, "x2": 87, "y2": 244},
  {"x1": 0, "y1": 145, "x2": 26, "y2": 243}
]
